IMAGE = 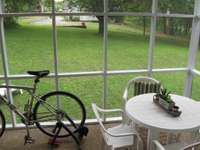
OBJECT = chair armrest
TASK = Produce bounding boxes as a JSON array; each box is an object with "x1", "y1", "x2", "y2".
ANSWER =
[
  {"x1": 95, "y1": 106, "x2": 123, "y2": 114},
  {"x1": 106, "y1": 130, "x2": 137, "y2": 137},
  {"x1": 97, "y1": 107, "x2": 123, "y2": 113},
  {"x1": 92, "y1": 103, "x2": 124, "y2": 122},
  {"x1": 153, "y1": 140, "x2": 165, "y2": 150},
  {"x1": 106, "y1": 128, "x2": 141, "y2": 139},
  {"x1": 123, "y1": 88, "x2": 128, "y2": 102},
  {"x1": 181, "y1": 141, "x2": 200, "y2": 150}
]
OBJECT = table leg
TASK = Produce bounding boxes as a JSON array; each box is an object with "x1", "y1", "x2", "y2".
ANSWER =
[{"x1": 147, "y1": 129, "x2": 159, "y2": 150}]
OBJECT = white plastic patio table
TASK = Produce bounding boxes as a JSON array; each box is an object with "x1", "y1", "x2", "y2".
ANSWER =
[{"x1": 125, "y1": 93, "x2": 200, "y2": 150}]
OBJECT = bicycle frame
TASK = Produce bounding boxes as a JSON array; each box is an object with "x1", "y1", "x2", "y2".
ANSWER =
[
  {"x1": 0, "y1": 76, "x2": 88, "y2": 147},
  {"x1": 0, "y1": 85, "x2": 35, "y2": 121},
  {"x1": 0, "y1": 83, "x2": 57, "y2": 124}
]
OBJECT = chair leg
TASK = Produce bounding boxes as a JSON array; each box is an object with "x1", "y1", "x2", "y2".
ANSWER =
[{"x1": 133, "y1": 135, "x2": 138, "y2": 150}]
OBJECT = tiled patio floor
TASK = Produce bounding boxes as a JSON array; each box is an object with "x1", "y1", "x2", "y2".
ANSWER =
[
  {"x1": 0, "y1": 123, "x2": 197, "y2": 150},
  {"x1": 0, "y1": 123, "x2": 110, "y2": 150}
]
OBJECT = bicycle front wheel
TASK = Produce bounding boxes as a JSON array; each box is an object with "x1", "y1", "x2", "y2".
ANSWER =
[
  {"x1": 0, "y1": 110, "x2": 5, "y2": 137},
  {"x1": 33, "y1": 91, "x2": 86, "y2": 138}
]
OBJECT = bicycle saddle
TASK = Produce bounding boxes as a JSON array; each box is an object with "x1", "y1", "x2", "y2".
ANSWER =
[{"x1": 27, "y1": 70, "x2": 49, "y2": 78}]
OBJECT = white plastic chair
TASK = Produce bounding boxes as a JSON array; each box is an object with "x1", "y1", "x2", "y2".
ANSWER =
[
  {"x1": 122, "y1": 76, "x2": 161, "y2": 123},
  {"x1": 153, "y1": 140, "x2": 200, "y2": 150},
  {"x1": 123, "y1": 76, "x2": 161, "y2": 103},
  {"x1": 121, "y1": 76, "x2": 161, "y2": 149},
  {"x1": 92, "y1": 103, "x2": 143, "y2": 150}
]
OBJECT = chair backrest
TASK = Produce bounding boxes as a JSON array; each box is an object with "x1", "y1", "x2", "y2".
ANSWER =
[
  {"x1": 122, "y1": 76, "x2": 161, "y2": 124},
  {"x1": 123, "y1": 76, "x2": 161, "y2": 103}
]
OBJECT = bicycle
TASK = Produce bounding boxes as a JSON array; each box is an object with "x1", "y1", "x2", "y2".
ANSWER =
[{"x1": 0, "y1": 70, "x2": 88, "y2": 148}]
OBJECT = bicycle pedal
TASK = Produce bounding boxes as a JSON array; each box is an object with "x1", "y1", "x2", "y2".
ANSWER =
[{"x1": 24, "y1": 135, "x2": 35, "y2": 145}]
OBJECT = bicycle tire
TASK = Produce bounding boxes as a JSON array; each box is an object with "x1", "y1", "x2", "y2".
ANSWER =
[
  {"x1": 33, "y1": 91, "x2": 86, "y2": 138},
  {"x1": 0, "y1": 109, "x2": 5, "y2": 137}
]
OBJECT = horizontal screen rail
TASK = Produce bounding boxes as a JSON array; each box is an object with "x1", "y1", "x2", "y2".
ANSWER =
[
  {"x1": 5, "y1": 117, "x2": 122, "y2": 129},
  {"x1": 0, "y1": 68, "x2": 188, "y2": 80},
  {"x1": 0, "y1": 12, "x2": 196, "y2": 18},
  {"x1": 0, "y1": 12, "x2": 104, "y2": 17},
  {"x1": 192, "y1": 69, "x2": 200, "y2": 76}
]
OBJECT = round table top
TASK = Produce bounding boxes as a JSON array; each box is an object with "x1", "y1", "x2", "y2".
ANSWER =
[{"x1": 125, "y1": 93, "x2": 200, "y2": 132}]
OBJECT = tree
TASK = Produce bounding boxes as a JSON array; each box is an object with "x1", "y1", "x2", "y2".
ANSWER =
[
  {"x1": 158, "y1": 0, "x2": 194, "y2": 35},
  {"x1": 66, "y1": 0, "x2": 126, "y2": 34},
  {"x1": 4, "y1": 0, "x2": 36, "y2": 26},
  {"x1": 125, "y1": 0, "x2": 151, "y2": 36},
  {"x1": 4, "y1": 0, "x2": 50, "y2": 27}
]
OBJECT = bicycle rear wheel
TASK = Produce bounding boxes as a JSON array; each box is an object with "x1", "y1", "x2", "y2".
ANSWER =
[
  {"x1": 33, "y1": 91, "x2": 86, "y2": 138},
  {"x1": 0, "y1": 110, "x2": 5, "y2": 137}
]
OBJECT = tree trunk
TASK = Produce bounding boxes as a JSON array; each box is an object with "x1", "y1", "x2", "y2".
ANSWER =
[
  {"x1": 4, "y1": 17, "x2": 17, "y2": 27},
  {"x1": 199, "y1": 35, "x2": 200, "y2": 47},
  {"x1": 166, "y1": 17, "x2": 170, "y2": 34},
  {"x1": 163, "y1": 18, "x2": 167, "y2": 34},
  {"x1": 38, "y1": 1, "x2": 44, "y2": 12},
  {"x1": 97, "y1": 16, "x2": 104, "y2": 35},
  {"x1": 143, "y1": 16, "x2": 146, "y2": 36}
]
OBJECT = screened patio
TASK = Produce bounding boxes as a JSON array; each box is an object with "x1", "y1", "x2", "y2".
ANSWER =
[{"x1": 0, "y1": 0, "x2": 200, "y2": 149}]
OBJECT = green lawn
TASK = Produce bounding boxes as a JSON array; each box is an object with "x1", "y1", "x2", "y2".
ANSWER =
[{"x1": 1, "y1": 21, "x2": 200, "y2": 123}]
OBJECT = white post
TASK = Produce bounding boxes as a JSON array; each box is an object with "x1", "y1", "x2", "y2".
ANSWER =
[
  {"x1": 0, "y1": 0, "x2": 16, "y2": 127},
  {"x1": 103, "y1": 0, "x2": 108, "y2": 115},
  {"x1": 52, "y1": 0, "x2": 59, "y2": 92},
  {"x1": 184, "y1": 0, "x2": 200, "y2": 97},
  {"x1": 147, "y1": 0, "x2": 158, "y2": 77},
  {"x1": 52, "y1": 0, "x2": 60, "y2": 108}
]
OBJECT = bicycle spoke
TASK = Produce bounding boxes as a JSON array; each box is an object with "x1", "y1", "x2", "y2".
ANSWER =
[
  {"x1": 37, "y1": 111, "x2": 53, "y2": 115},
  {"x1": 36, "y1": 118, "x2": 57, "y2": 122},
  {"x1": 39, "y1": 100, "x2": 57, "y2": 115},
  {"x1": 37, "y1": 112, "x2": 54, "y2": 116},
  {"x1": 34, "y1": 91, "x2": 86, "y2": 138},
  {"x1": 36, "y1": 114, "x2": 55, "y2": 121}
]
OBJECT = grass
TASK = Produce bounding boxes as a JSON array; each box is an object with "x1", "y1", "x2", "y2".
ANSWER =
[{"x1": 1, "y1": 21, "x2": 200, "y2": 123}]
